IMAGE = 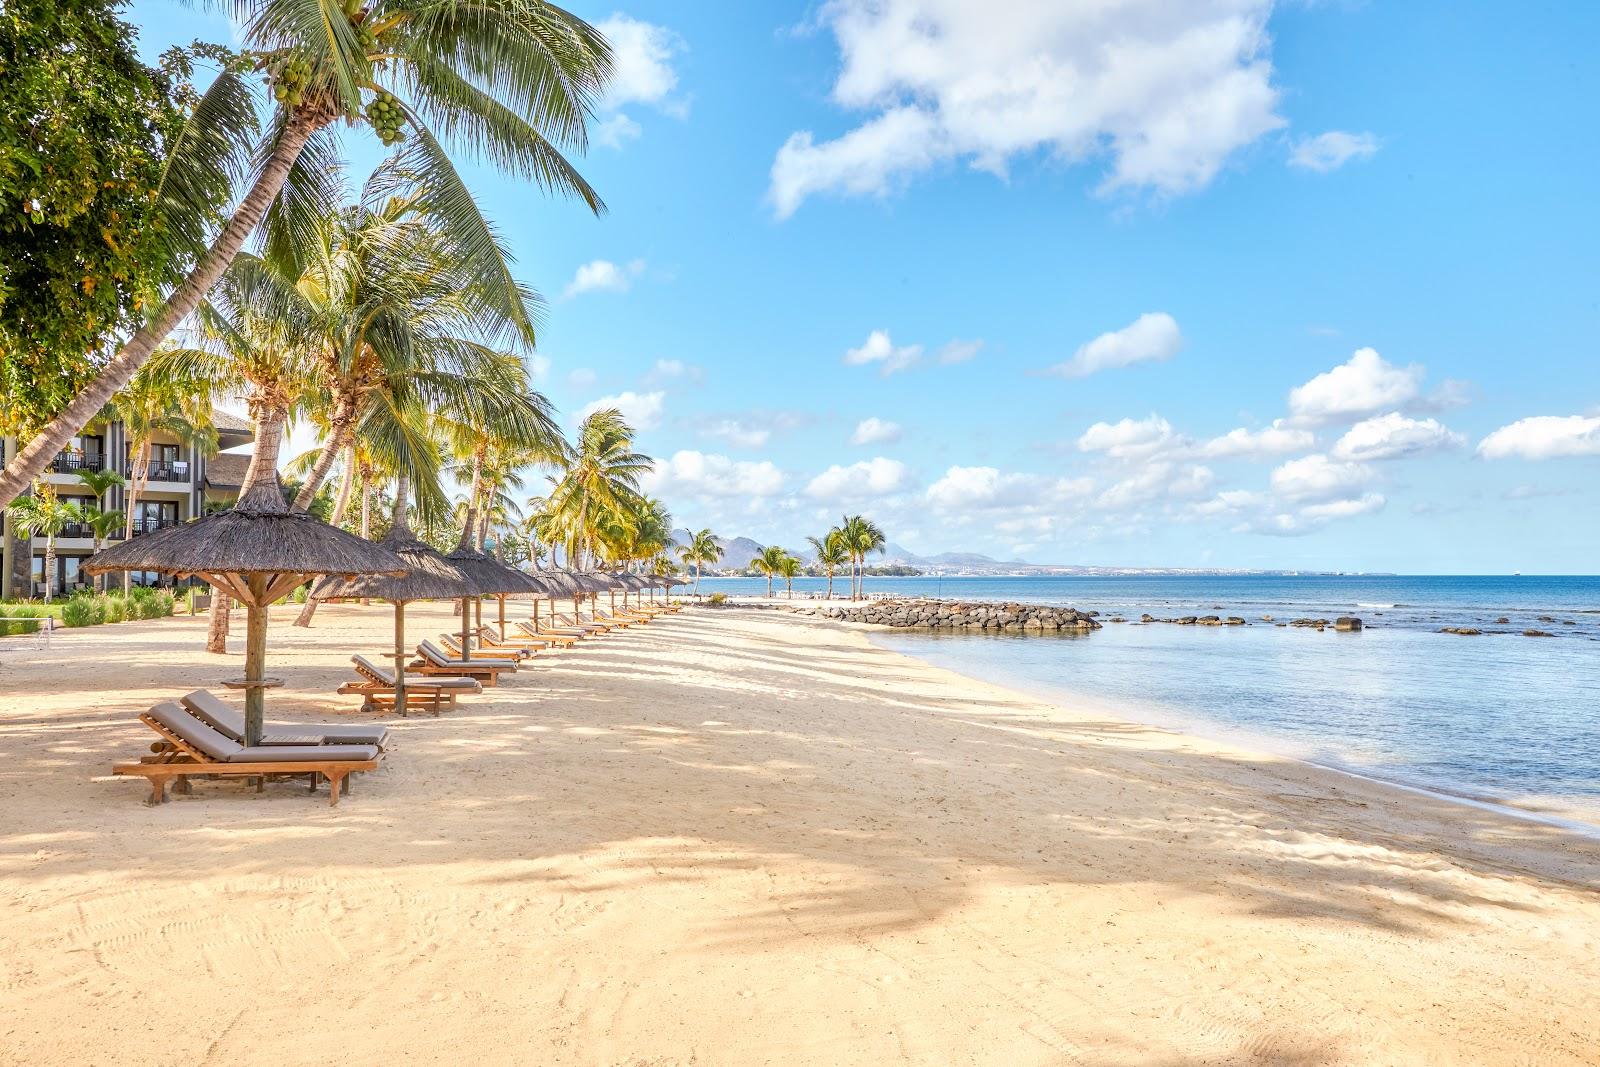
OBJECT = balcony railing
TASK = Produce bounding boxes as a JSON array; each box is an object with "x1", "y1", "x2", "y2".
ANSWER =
[
  {"x1": 130, "y1": 516, "x2": 182, "y2": 537},
  {"x1": 59, "y1": 521, "x2": 96, "y2": 539},
  {"x1": 145, "y1": 462, "x2": 191, "y2": 482},
  {"x1": 51, "y1": 453, "x2": 107, "y2": 474}
]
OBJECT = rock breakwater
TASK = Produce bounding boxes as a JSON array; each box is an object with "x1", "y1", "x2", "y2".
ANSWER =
[{"x1": 787, "y1": 599, "x2": 1101, "y2": 633}]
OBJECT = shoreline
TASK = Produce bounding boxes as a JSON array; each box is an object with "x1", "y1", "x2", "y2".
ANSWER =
[
  {"x1": 3, "y1": 602, "x2": 1598, "y2": 1064},
  {"x1": 862, "y1": 626, "x2": 1600, "y2": 837}
]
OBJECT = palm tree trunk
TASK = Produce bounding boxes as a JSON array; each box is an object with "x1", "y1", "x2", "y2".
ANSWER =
[
  {"x1": 292, "y1": 448, "x2": 356, "y2": 627},
  {"x1": 42, "y1": 535, "x2": 55, "y2": 603},
  {"x1": 292, "y1": 400, "x2": 357, "y2": 511},
  {"x1": 122, "y1": 445, "x2": 150, "y2": 595},
  {"x1": 0, "y1": 113, "x2": 327, "y2": 512},
  {"x1": 206, "y1": 589, "x2": 232, "y2": 653}
]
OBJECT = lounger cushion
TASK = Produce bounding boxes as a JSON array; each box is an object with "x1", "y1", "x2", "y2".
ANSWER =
[
  {"x1": 418, "y1": 641, "x2": 516, "y2": 669},
  {"x1": 352, "y1": 654, "x2": 397, "y2": 686},
  {"x1": 181, "y1": 690, "x2": 390, "y2": 748},
  {"x1": 147, "y1": 702, "x2": 243, "y2": 760},
  {"x1": 226, "y1": 743, "x2": 380, "y2": 764}
]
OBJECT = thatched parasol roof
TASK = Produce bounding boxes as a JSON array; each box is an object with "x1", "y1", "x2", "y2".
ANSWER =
[
  {"x1": 447, "y1": 542, "x2": 548, "y2": 596},
  {"x1": 534, "y1": 569, "x2": 583, "y2": 597},
  {"x1": 309, "y1": 519, "x2": 472, "y2": 602},
  {"x1": 574, "y1": 571, "x2": 620, "y2": 592},
  {"x1": 614, "y1": 573, "x2": 650, "y2": 591},
  {"x1": 85, "y1": 466, "x2": 406, "y2": 582}
]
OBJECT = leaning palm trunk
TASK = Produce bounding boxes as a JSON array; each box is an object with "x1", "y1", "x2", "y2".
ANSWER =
[
  {"x1": 0, "y1": 115, "x2": 325, "y2": 512},
  {"x1": 293, "y1": 446, "x2": 356, "y2": 627},
  {"x1": 291, "y1": 397, "x2": 359, "y2": 511},
  {"x1": 205, "y1": 405, "x2": 291, "y2": 652},
  {"x1": 121, "y1": 444, "x2": 151, "y2": 595}
]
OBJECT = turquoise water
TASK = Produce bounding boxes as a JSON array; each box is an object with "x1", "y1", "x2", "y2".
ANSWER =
[{"x1": 700, "y1": 575, "x2": 1600, "y2": 822}]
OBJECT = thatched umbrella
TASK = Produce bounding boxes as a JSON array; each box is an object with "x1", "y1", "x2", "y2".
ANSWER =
[
  {"x1": 84, "y1": 454, "x2": 407, "y2": 746},
  {"x1": 310, "y1": 495, "x2": 472, "y2": 712},
  {"x1": 446, "y1": 540, "x2": 547, "y2": 659},
  {"x1": 614, "y1": 572, "x2": 649, "y2": 610}
]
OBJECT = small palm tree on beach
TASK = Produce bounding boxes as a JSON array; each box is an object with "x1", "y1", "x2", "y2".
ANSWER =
[
  {"x1": 838, "y1": 514, "x2": 887, "y2": 599},
  {"x1": 750, "y1": 544, "x2": 789, "y2": 598},
  {"x1": 806, "y1": 529, "x2": 849, "y2": 599},
  {"x1": 11, "y1": 483, "x2": 85, "y2": 602},
  {"x1": 678, "y1": 528, "x2": 722, "y2": 595},
  {"x1": 75, "y1": 468, "x2": 127, "y2": 593},
  {"x1": 775, "y1": 553, "x2": 802, "y2": 598}
]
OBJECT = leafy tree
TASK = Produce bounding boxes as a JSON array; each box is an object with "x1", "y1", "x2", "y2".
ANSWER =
[
  {"x1": 75, "y1": 467, "x2": 127, "y2": 591},
  {"x1": 749, "y1": 544, "x2": 790, "y2": 599},
  {"x1": 544, "y1": 409, "x2": 651, "y2": 568},
  {"x1": 0, "y1": 0, "x2": 201, "y2": 436},
  {"x1": 838, "y1": 514, "x2": 887, "y2": 598},
  {"x1": 0, "y1": 0, "x2": 614, "y2": 509},
  {"x1": 9, "y1": 482, "x2": 85, "y2": 601},
  {"x1": 806, "y1": 529, "x2": 849, "y2": 599},
  {"x1": 775, "y1": 552, "x2": 802, "y2": 598}
]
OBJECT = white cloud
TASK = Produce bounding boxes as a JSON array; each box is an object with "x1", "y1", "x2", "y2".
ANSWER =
[
  {"x1": 575, "y1": 390, "x2": 665, "y2": 431},
  {"x1": 1478, "y1": 415, "x2": 1600, "y2": 460},
  {"x1": 805, "y1": 457, "x2": 912, "y2": 499},
  {"x1": 1289, "y1": 130, "x2": 1380, "y2": 172},
  {"x1": 851, "y1": 417, "x2": 902, "y2": 445},
  {"x1": 1288, "y1": 348, "x2": 1424, "y2": 425},
  {"x1": 1331, "y1": 413, "x2": 1464, "y2": 461},
  {"x1": 843, "y1": 329, "x2": 922, "y2": 376},
  {"x1": 562, "y1": 258, "x2": 645, "y2": 298},
  {"x1": 769, "y1": 0, "x2": 1284, "y2": 217},
  {"x1": 643, "y1": 450, "x2": 785, "y2": 498},
  {"x1": 938, "y1": 338, "x2": 984, "y2": 365},
  {"x1": 1049, "y1": 313, "x2": 1183, "y2": 378},
  {"x1": 1200, "y1": 420, "x2": 1315, "y2": 459},
  {"x1": 1252, "y1": 493, "x2": 1386, "y2": 536},
  {"x1": 1095, "y1": 462, "x2": 1214, "y2": 511},
  {"x1": 925, "y1": 466, "x2": 1092, "y2": 512},
  {"x1": 593, "y1": 15, "x2": 686, "y2": 147},
  {"x1": 526, "y1": 354, "x2": 551, "y2": 382},
  {"x1": 1269, "y1": 454, "x2": 1375, "y2": 503},
  {"x1": 566, "y1": 367, "x2": 597, "y2": 388},
  {"x1": 594, "y1": 113, "x2": 642, "y2": 149},
  {"x1": 1076, "y1": 414, "x2": 1179, "y2": 460},
  {"x1": 642, "y1": 358, "x2": 703, "y2": 387},
  {"x1": 702, "y1": 420, "x2": 771, "y2": 449}
]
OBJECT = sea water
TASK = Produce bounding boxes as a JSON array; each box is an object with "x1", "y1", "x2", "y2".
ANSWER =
[{"x1": 698, "y1": 575, "x2": 1600, "y2": 825}]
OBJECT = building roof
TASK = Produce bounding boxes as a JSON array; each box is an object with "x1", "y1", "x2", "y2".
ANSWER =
[
  {"x1": 210, "y1": 408, "x2": 254, "y2": 444},
  {"x1": 203, "y1": 452, "x2": 251, "y2": 490}
]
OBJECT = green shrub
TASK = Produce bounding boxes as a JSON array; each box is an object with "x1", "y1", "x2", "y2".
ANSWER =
[
  {"x1": 61, "y1": 598, "x2": 97, "y2": 627},
  {"x1": 290, "y1": 584, "x2": 309, "y2": 604},
  {"x1": 0, "y1": 605, "x2": 45, "y2": 636},
  {"x1": 707, "y1": 592, "x2": 727, "y2": 606},
  {"x1": 152, "y1": 590, "x2": 175, "y2": 617},
  {"x1": 101, "y1": 594, "x2": 127, "y2": 624}
]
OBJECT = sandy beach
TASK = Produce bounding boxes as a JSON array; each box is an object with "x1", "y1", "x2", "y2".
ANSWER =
[{"x1": 2, "y1": 602, "x2": 1598, "y2": 1066}]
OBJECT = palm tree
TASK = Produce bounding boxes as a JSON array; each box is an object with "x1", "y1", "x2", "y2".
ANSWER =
[
  {"x1": 0, "y1": 0, "x2": 614, "y2": 510},
  {"x1": 806, "y1": 529, "x2": 849, "y2": 599},
  {"x1": 10, "y1": 483, "x2": 85, "y2": 602},
  {"x1": 838, "y1": 514, "x2": 887, "y2": 599},
  {"x1": 107, "y1": 371, "x2": 215, "y2": 593},
  {"x1": 750, "y1": 545, "x2": 789, "y2": 599},
  {"x1": 544, "y1": 409, "x2": 652, "y2": 568},
  {"x1": 775, "y1": 553, "x2": 803, "y2": 598},
  {"x1": 75, "y1": 467, "x2": 127, "y2": 594},
  {"x1": 677, "y1": 527, "x2": 721, "y2": 595}
]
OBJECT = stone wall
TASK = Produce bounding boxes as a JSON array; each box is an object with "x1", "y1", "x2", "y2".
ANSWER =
[{"x1": 786, "y1": 598, "x2": 1101, "y2": 633}]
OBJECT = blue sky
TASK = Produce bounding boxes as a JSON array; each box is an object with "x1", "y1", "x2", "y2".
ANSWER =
[{"x1": 127, "y1": 1, "x2": 1599, "y2": 573}]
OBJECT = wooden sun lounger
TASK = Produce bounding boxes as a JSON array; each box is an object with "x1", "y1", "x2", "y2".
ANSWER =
[
  {"x1": 410, "y1": 640, "x2": 517, "y2": 686},
  {"x1": 555, "y1": 612, "x2": 616, "y2": 633},
  {"x1": 113, "y1": 702, "x2": 380, "y2": 807},
  {"x1": 440, "y1": 632, "x2": 531, "y2": 662},
  {"x1": 337, "y1": 655, "x2": 481, "y2": 715},
  {"x1": 181, "y1": 688, "x2": 391, "y2": 748},
  {"x1": 515, "y1": 621, "x2": 582, "y2": 647},
  {"x1": 477, "y1": 624, "x2": 554, "y2": 652},
  {"x1": 596, "y1": 608, "x2": 650, "y2": 624}
]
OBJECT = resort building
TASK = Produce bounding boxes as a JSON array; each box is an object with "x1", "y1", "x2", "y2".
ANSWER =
[{"x1": 0, "y1": 411, "x2": 254, "y2": 599}]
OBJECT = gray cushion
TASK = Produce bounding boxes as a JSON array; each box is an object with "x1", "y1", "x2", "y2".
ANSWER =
[
  {"x1": 226, "y1": 743, "x2": 379, "y2": 764},
  {"x1": 183, "y1": 689, "x2": 390, "y2": 749},
  {"x1": 419, "y1": 641, "x2": 515, "y2": 669},
  {"x1": 352, "y1": 654, "x2": 396, "y2": 686},
  {"x1": 147, "y1": 701, "x2": 243, "y2": 761}
]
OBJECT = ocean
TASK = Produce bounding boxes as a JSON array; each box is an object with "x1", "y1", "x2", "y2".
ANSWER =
[{"x1": 694, "y1": 575, "x2": 1600, "y2": 827}]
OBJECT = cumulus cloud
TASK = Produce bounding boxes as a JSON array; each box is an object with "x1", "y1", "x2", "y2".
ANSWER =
[
  {"x1": 592, "y1": 15, "x2": 687, "y2": 148},
  {"x1": 1199, "y1": 420, "x2": 1315, "y2": 459},
  {"x1": 1288, "y1": 348, "x2": 1425, "y2": 425},
  {"x1": 1251, "y1": 493, "x2": 1386, "y2": 536},
  {"x1": 805, "y1": 457, "x2": 912, "y2": 499},
  {"x1": 769, "y1": 0, "x2": 1284, "y2": 217},
  {"x1": 1269, "y1": 454, "x2": 1375, "y2": 503},
  {"x1": 925, "y1": 466, "x2": 1091, "y2": 512},
  {"x1": 843, "y1": 329, "x2": 922, "y2": 376},
  {"x1": 563, "y1": 258, "x2": 645, "y2": 298},
  {"x1": 643, "y1": 450, "x2": 784, "y2": 498},
  {"x1": 702, "y1": 420, "x2": 771, "y2": 449},
  {"x1": 1478, "y1": 415, "x2": 1600, "y2": 460},
  {"x1": 1076, "y1": 414, "x2": 1179, "y2": 460},
  {"x1": 575, "y1": 390, "x2": 664, "y2": 430},
  {"x1": 938, "y1": 338, "x2": 984, "y2": 365},
  {"x1": 1331, "y1": 413, "x2": 1464, "y2": 461},
  {"x1": 1049, "y1": 313, "x2": 1183, "y2": 378},
  {"x1": 642, "y1": 358, "x2": 703, "y2": 387},
  {"x1": 1289, "y1": 130, "x2": 1381, "y2": 172},
  {"x1": 1096, "y1": 462, "x2": 1214, "y2": 511},
  {"x1": 566, "y1": 367, "x2": 597, "y2": 388},
  {"x1": 851, "y1": 417, "x2": 902, "y2": 445}
]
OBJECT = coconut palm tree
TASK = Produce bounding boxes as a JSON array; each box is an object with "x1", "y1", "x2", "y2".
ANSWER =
[
  {"x1": 838, "y1": 514, "x2": 887, "y2": 599},
  {"x1": 677, "y1": 527, "x2": 721, "y2": 595},
  {"x1": 10, "y1": 484, "x2": 85, "y2": 602},
  {"x1": 544, "y1": 409, "x2": 652, "y2": 568},
  {"x1": 806, "y1": 529, "x2": 849, "y2": 599},
  {"x1": 775, "y1": 553, "x2": 803, "y2": 598},
  {"x1": 750, "y1": 545, "x2": 789, "y2": 599},
  {"x1": 0, "y1": 0, "x2": 615, "y2": 510},
  {"x1": 75, "y1": 468, "x2": 127, "y2": 593}
]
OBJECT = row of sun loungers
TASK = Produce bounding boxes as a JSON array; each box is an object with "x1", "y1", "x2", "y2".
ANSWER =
[{"x1": 115, "y1": 599, "x2": 683, "y2": 806}]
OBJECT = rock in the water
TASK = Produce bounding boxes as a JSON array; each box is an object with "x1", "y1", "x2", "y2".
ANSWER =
[
  {"x1": 1335, "y1": 616, "x2": 1363, "y2": 632},
  {"x1": 1523, "y1": 629, "x2": 1555, "y2": 637},
  {"x1": 1440, "y1": 627, "x2": 1483, "y2": 635}
]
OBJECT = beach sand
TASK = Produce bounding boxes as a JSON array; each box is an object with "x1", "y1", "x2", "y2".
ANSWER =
[{"x1": 2, "y1": 602, "x2": 1597, "y2": 1066}]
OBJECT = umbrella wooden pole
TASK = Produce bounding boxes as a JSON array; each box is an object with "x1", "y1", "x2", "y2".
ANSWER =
[
  {"x1": 244, "y1": 599, "x2": 267, "y2": 747},
  {"x1": 460, "y1": 597, "x2": 472, "y2": 662},
  {"x1": 498, "y1": 594, "x2": 506, "y2": 634},
  {"x1": 394, "y1": 601, "x2": 407, "y2": 716},
  {"x1": 474, "y1": 597, "x2": 483, "y2": 635}
]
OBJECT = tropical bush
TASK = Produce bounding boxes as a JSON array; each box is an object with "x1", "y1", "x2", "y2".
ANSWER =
[
  {"x1": 61, "y1": 597, "x2": 101, "y2": 627},
  {"x1": 0, "y1": 605, "x2": 47, "y2": 636},
  {"x1": 707, "y1": 593, "x2": 728, "y2": 606},
  {"x1": 52, "y1": 590, "x2": 174, "y2": 627}
]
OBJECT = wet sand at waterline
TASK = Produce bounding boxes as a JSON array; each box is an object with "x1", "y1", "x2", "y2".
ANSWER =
[{"x1": 2, "y1": 603, "x2": 1597, "y2": 1066}]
